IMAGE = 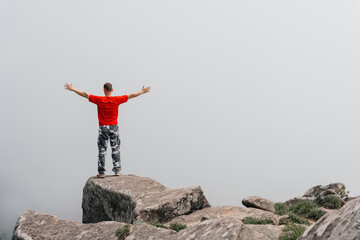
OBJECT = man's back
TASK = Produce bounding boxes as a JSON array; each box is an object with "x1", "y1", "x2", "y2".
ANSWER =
[
  {"x1": 89, "y1": 95, "x2": 128, "y2": 126},
  {"x1": 64, "y1": 82, "x2": 150, "y2": 177}
]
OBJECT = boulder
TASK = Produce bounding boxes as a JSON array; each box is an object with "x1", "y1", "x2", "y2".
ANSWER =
[
  {"x1": 298, "y1": 196, "x2": 360, "y2": 240},
  {"x1": 167, "y1": 205, "x2": 284, "y2": 227},
  {"x1": 242, "y1": 196, "x2": 275, "y2": 212},
  {"x1": 303, "y1": 183, "x2": 345, "y2": 198},
  {"x1": 318, "y1": 189, "x2": 336, "y2": 197},
  {"x1": 11, "y1": 210, "x2": 126, "y2": 240},
  {"x1": 82, "y1": 175, "x2": 210, "y2": 224}
]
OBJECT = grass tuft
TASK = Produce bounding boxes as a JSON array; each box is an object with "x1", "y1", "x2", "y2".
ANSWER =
[
  {"x1": 242, "y1": 216, "x2": 274, "y2": 225},
  {"x1": 275, "y1": 202, "x2": 289, "y2": 216},
  {"x1": 279, "y1": 214, "x2": 310, "y2": 226},
  {"x1": 316, "y1": 195, "x2": 342, "y2": 209},
  {"x1": 305, "y1": 208, "x2": 326, "y2": 221},
  {"x1": 278, "y1": 224, "x2": 306, "y2": 240},
  {"x1": 149, "y1": 222, "x2": 168, "y2": 229},
  {"x1": 169, "y1": 222, "x2": 187, "y2": 232},
  {"x1": 288, "y1": 200, "x2": 326, "y2": 221},
  {"x1": 115, "y1": 225, "x2": 130, "y2": 240}
]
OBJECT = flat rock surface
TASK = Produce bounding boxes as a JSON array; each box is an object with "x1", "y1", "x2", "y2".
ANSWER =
[
  {"x1": 82, "y1": 175, "x2": 210, "y2": 223},
  {"x1": 12, "y1": 210, "x2": 126, "y2": 240},
  {"x1": 246, "y1": 225, "x2": 284, "y2": 239},
  {"x1": 298, "y1": 196, "x2": 360, "y2": 240},
  {"x1": 126, "y1": 222, "x2": 175, "y2": 240},
  {"x1": 174, "y1": 217, "x2": 273, "y2": 240},
  {"x1": 167, "y1": 205, "x2": 284, "y2": 227}
]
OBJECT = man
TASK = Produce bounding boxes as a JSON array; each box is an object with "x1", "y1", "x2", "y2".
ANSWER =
[{"x1": 64, "y1": 82, "x2": 151, "y2": 178}]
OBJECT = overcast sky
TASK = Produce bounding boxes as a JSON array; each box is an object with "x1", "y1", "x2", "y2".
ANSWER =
[{"x1": 1, "y1": 0, "x2": 360, "y2": 238}]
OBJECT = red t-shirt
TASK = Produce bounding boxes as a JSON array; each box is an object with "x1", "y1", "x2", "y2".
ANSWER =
[{"x1": 89, "y1": 95, "x2": 128, "y2": 126}]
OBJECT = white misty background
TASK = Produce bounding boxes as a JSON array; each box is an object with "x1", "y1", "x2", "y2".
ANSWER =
[{"x1": 1, "y1": 1, "x2": 360, "y2": 239}]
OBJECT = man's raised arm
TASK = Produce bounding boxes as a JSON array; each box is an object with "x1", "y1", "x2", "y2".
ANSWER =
[
  {"x1": 128, "y1": 86, "x2": 151, "y2": 99},
  {"x1": 64, "y1": 83, "x2": 90, "y2": 99}
]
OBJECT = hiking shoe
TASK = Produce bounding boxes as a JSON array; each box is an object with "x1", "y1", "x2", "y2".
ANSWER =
[
  {"x1": 114, "y1": 172, "x2": 121, "y2": 176},
  {"x1": 97, "y1": 173, "x2": 105, "y2": 178}
]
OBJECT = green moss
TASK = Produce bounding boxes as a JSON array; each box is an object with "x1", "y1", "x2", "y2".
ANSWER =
[
  {"x1": 242, "y1": 216, "x2": 274, "y2": 225},
  {"x1": 149, "y1": 222, "x2": 168, "y2": 229},
  {"x1": 115, "y1": 224, "x2": 130, "y2": 240},
  {"x1": 169, "y1": 222, "x2": 187, "y2": 232}
]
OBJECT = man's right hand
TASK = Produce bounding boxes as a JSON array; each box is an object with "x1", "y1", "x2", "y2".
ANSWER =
[
  {"x1": 64, "y1": 83, "x2": 74, "y2": 91},
  {"x1": 64, "y1": 83, "x2": 89, "y2": 99}
]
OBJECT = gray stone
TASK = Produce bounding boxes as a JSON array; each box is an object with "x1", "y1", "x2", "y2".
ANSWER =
[
  {"x1": 126, "y1": 222, "x2": 175, "y2": 240},
  {"x1": 303, "y1": 183, "x2": 345, "y2": 198},
  {"x1": 82, "y1": 174, "x2": 210, "y2": 224},
  {"x1": 242, "y1": 196, "x2": 275, "y2": 212},
  {"x1": 246, "y1": 225, "x2": 285, "y2": 240},
  {"x1": 174, "y1": 217, "x2": 278, "y2": 240},
  {"x1": 12, "y1": 210, "x2": 285, "y2": 240},
  {"x1": 11, "y1": 210, "x2": 126, "y2": 240},
  {"x1": 167, "y1": 205, "x2": 284, "y2": 227},
  {"x1": 319, "y1": 189, "x2": 336, "y2": 197},
  {"x1": 298, "y1": 196, "x2": 360, "y2": 240},
  {"x1": 128, "y1": 217, "x2": 283, "y2": 240}
]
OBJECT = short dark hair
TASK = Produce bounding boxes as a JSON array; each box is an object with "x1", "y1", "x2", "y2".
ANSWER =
[{"x1": 104, "y1": 82, "x2": 113, "y2": 92}]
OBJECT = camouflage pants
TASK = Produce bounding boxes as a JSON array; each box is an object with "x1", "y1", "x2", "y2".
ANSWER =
[{"x1": 97, "y1": 125, "x2": 121, "y2": 174}]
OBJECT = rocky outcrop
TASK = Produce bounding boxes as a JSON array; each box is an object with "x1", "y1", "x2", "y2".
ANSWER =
[
  {"x1": 11, "y1": 177, "x2": 359, "y2": 240},
  {"x1": 242, "y1": 196, "x2": 275, "y2": 212},
  {"x1": 127, "y1": 218, "x2": 283, "y2": 240},
  {"x1": 11, "y1": 210, "x2": 126, "y2": 240},
  {"x1": 174, "y1": 217, "x2": 281, "y2": 240},
  {"x1": 301, "y1": 183, "x2": 347, "y2": 207},
  {"x1": 82, "y1": 175, "x2": 210, "y2": 224},
  {"x1": 303, "y1": 183, "x2": 345, "y2": 198},
  {"x1": 12, "y1": 210, "x2": 283, "y2": 240},
  {"x1": 167, "y1": 205, "x2": 284, "y2": 227},
  {"x1": 284, "y1": 182, "x2": 347, "y2": 207},
  {"x1": 298, "y1": 196, "x2": 360, "y2": 240}
]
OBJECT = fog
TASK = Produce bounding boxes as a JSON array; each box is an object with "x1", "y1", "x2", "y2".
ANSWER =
[{"x1": 1, "y1": 1, "x2": 360, "y2": 239}]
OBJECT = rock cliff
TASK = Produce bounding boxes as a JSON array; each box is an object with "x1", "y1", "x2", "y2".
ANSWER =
[
  {"x1": 12, "y1": 211, "x2": 283, "y2": 240},
  {"x1": 82, "y1": 175, "x2": 210, "y2": 223},
  {"x1": 11, "y1": 176, "x2": 360, "y2": 240}
]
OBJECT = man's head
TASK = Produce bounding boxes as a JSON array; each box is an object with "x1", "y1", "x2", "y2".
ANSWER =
[{"x1": 104, "y1": 82, "x2": 113, "y2": 96}]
